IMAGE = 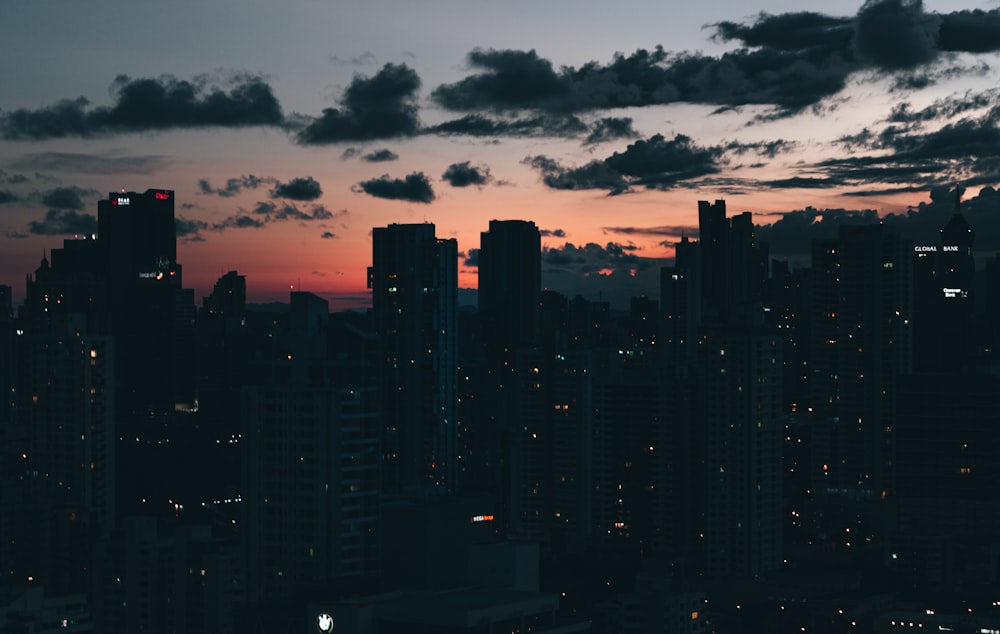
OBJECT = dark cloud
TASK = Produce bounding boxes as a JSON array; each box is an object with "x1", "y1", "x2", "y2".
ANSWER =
[
  {"x1": 713, "y1": 11, "x2": 853, "y2": 51},
  {"x1": 41, "y1": 186, "x2": 98, "y2": 210},
  {"x1": 430, "y1": 43, "x2": 853, "y2": 119},
  {"x1": 754, "y1": 207, "x2": 881, "y2": 256},
  {"x1": 1, "y1": 74, "x2": 283, "y2": 139},
  {"x1": 603, "y1": 225, "x2": 696, "y2": 237},
  {"x1": 355, "y1": 172, "x2": 435, "y2": 203},
  {"x1": 853, "y1": 0, "x2": 940, "y2": 70},
  {"x1": 321, "y1": 231, "x2": 337, "y2": 239},
  {"x1": 427, "y1": 113, "x2": 587, "y2": 138},
  {"x1": 297, "y1": 63, "x2": 421, "y2": 144},
  {"x1": 0, "y1": 190, "x2": 19, "y2": 204},
  {"x1": 584, "y1": 118, "x2": 639, "y2": 145},
  {"x1": 723, "y1": 139, "x2": 794, "y2": 159},
  {"x1": 362, "y1": 149, "x2": 399, "y2": 162},
  {"x1": 175, "y1": 217, "x2": 209, "y2": 239},
  {"x1": 198, "y1": 174, "x2": 271, "y2": 197},
  {"x1": 540, "y1": 228, "x2": 565, "y2": 237},
  {"x1": 525, "y1": 155, "x2": 629, "y2": 194},
  {"x1": 541, "y1": 241, "x2": 666, "y2": 305},
  {"x1": 4, "y1": 230, "x2": 29, "y2": 239},
  {"x1": 817, "y1": 108, "x2": 1000, "y2": 192},
  {"x1": 27, "y1": 209, "x2": 98, "y2": 235},
  {"x1": 463, "y1": 248, "x2": 479, "y2": 267},
  {"x1": 525, "y1": 133, "x2": 723, "y2": 195},
  {"x1": 542, "y1": 241, "x2": 654, "y2": 275},
  {"x1": 272, "y1": 176, "x2": 323, "y2": 201},
  {"x1": 10, "y1": 151, "x2": 171, "y2": 175},
  {"x1": 442, "y1": 162, "x2": 492, "y2": 187},
  {"x1": 0, "y1": 168, "x2": 30, "y2": 184},
  {"x1": 753, "y1": 184, "x2": 1000, "y2": 258},
  {"x1": 212, "y1": 215, "x2": 265, "y2": 231},
  {"x1": 428, "y1": 4, "x2": 1000, "y2": 125},
  {"x1": 432, "y1": 49, "x2": 572, "y2": 112},
  {"x1": 939, "y1": 9, "x2": 1000, "y2": 53}
]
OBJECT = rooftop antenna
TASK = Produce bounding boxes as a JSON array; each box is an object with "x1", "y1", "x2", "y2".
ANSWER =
[{"x1": 954, "y1": 182, "x2": 962, "y2": 215}]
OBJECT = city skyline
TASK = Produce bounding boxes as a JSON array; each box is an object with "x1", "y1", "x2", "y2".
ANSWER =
[{"x1": 5, "y1": 0, "x2": 1000, "y2": 308}]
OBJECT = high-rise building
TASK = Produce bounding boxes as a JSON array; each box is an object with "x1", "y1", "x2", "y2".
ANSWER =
[
  {"x1": 95, "y1": 189, "x2": 196, "y2": 422},
  {"x1": 670, "y1": 200, "x2": 783, "y2": 580},
  {"x1": 241, "y1": 293, "x2": 380, "y2": 600},
  {"x1": 478, "y1": 219, "x2": 541, "y2": 356},
  {"x1": 807, "y1": 224, "x2": 911, "y2": 542},
  {"x1": 368, "y1": 223, "x2": 458, "y2": 494}
]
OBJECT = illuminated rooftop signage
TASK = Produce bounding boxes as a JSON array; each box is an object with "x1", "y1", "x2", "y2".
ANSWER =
[
  {"x1": 914, "y1": 246, "x2": 936, "y2": 252},
  {"x1": 942, "y1": 245, "x2": 959, "y2": 252},
  {"x1": 155, "y1": 191, "x2": 171, "y2": 200},
  {"x1": 942, "y1": 287, "x2": 967, "y2": 298},
  {"x1": 112, "y1": 196, "x2": 130, "y2": 206},
  {"x1": 470, "y1": 514, "x2": 495, "y2": 523}
]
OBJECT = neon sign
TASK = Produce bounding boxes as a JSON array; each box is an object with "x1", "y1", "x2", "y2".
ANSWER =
[
  {"x1": 470, "y1": 514, "x2": 495, "y2": 523},
  {"x1": 155, "y1": 191, "x2": 170, "y2": 200},
  {"x1": 113, "y1": 196, "x2": 130, "y2": 206},
  {"x1": 942, "y1": 245, "x2": 959, "y2": 252},
  {"x1": 942, "y1": 287, "x2": 967, "y2": 298},
  {"x1": 914, "y1": 246, "x2": 936, "y2": 252}
]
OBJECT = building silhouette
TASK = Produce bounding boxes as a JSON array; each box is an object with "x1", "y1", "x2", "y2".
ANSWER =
[
  {"x1": 241, "y1": 293, "x2": 380, "y2": 600},
  {"x1": 368, "y1": 223, "x2": 458, "y2": 494}
]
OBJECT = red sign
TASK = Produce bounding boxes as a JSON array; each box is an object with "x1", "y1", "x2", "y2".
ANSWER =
[{"x1": 155, "y1": 191, "x2": 171, "y2": 200}]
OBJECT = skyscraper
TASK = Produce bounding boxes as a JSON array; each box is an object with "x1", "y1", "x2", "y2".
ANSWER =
[
  {"x1": 96, "y1": 189, "x2": 196, "y2": 421},
  {"x1": 241, "y1": 292, "x2": 380, "y2": 599},
  {"x1": 478, "y1": 220, "x2": 541, "y2": 356},
  {"x1": 369, "y1": 223, "x2": 458, "y2": 494},
  {"x1": 808, "y1": 224, "x2": 911, "y2": 542}
]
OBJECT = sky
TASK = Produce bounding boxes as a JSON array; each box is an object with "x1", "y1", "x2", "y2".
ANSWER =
[{"x1": 4, "y1": 0, "x2": 1000, "y2": 309}]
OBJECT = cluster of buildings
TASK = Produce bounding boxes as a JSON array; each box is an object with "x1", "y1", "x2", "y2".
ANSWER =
[{"x1": 1, "y1": 188, "x2": 1000, "y2": 633}]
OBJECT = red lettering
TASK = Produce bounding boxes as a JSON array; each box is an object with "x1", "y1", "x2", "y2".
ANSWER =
[{"x1": 155, "y1": 191, "x2": 170, "y2": 200}]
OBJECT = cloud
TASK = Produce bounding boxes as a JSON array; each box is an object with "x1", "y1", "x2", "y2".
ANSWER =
[
  {"x1": 442, "y1": 161, "x2": 492, "y2": 187},
  {"x1": 428, "y1": 4, "x2": 1000, "y2": 125},
  {"x1": 40, "y1": 186, "x2": 99, "y2": 210},
  {"x1": 10, "y1": 151, "x2": 171, "y2": 175},
  {"x1": 852, "y1": 0, "x2": 940, "y2": 70},
  {"x1": 541, "y1": 241, "x2": 666, "y2": 304},
  {"x1": 212, "y1": 215, "x2": 266, "y2": 231},
  {"x1": 427, "y1": 113, "x2": 587, "y2": 137},
  {"x1": 175, "y1": 217, "x2": 209, "y2": 239},
  {"x1": 321, "y1": 231, "x2": 337, "y2": 239},
  {"x1": 27, "y1": 209, "x2": 98, "y2": 235},
  {"x1": 4, "y1": 230, "x2": 29, "y2": 239},
  {"x1": 525, "y1": 133, "x2": 723, "y2": 195},
  {"x1": 271, "y1": 176, "x2": 323, "y2": 201},
  {"x1": 355, "y1": 172, "x2": 435, "y2": 202},
  {"x1": 296, "y1": 63, "x2": 421, "y2": 144},
  {"x1": 1, "y1": 73, "x2": 284, "y2": 139},
  {"x1": 584, "y1": 117, "x2": 639, "y2": 145},
  {"x1": 364, "y1": 149, "x2": 399, "y2": 162},
  {"x1": 0, "y1": 190, "x2": 19, "y2": 204},
  {"x1": 463, "y1": 248, "x2": 479, "y2": 266},
  {"x1": 754, "y1": 207, "x2": 881, "y2": 256},
  {"x1": 540, "y1": 228, "x2": 566, "y2": 237},
  {"x1": 198, "y1": 174, "x2": 271, "y2": 197},
  {"x1": 432, "y1": 48, "x2": 573, "y2": 112},
  {"x1": 603, "y1": 225, "x2": 696, "y2": 237},
  {"x1": 939, "y1": 9, "x2": 1000, "y2": 53}
]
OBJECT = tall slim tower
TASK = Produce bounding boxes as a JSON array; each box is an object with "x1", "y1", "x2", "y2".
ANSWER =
[
  {"x1": 369, "y1": 223, "x2": 458, "y2": 494},
  {"x1": 478, "y1": 220, "x2": 541, "y2": 356}
]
